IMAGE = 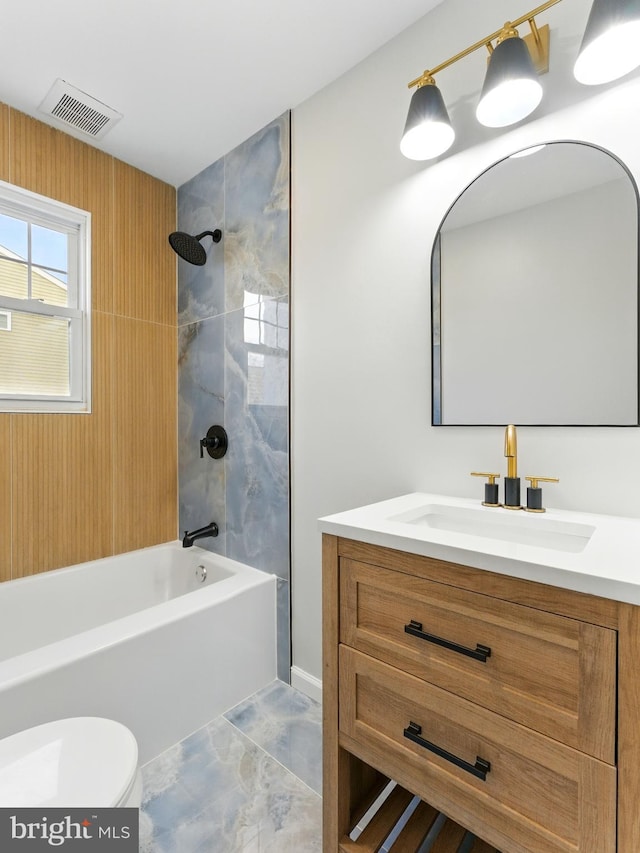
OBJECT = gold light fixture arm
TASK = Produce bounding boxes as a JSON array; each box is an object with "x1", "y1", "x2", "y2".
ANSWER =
[
  {"x1": 528, "y1": 16, "x2": 542, "y2": 49},
  {"x1": 408, "y1": 0, "x2": 562, "y2": 88}
]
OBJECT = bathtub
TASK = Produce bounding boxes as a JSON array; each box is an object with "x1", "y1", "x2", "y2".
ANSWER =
[{"x1": 0, "y1": 542, "x2": 277, "y2": 763}]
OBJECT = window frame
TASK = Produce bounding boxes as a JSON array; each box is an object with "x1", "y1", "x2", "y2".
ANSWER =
[{"x1": 0, "y1": 180, "x2": 91, "y2": 413}]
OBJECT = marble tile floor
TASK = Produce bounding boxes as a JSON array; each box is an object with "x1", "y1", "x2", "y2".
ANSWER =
[{"x1": 140, "y1": 680, "x2": 322, "y2": 853}]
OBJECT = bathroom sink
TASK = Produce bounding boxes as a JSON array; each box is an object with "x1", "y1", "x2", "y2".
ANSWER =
[{"x1": 390, "y1": 504, "x2": 595, "y2": 553}]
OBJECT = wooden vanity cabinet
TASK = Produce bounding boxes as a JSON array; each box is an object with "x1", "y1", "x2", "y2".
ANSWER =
[{"x1": 323, "y1": 534, "x2": 640, "y2": 853}]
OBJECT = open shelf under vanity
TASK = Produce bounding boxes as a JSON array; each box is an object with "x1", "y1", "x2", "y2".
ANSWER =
[{"x1": 340, "y1": 772, "x2": 499, "y2": 852}]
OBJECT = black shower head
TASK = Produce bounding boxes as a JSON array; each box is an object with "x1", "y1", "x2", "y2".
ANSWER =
[{"x1": 168, "y1": 229, "x2": 222, "y2": 266}]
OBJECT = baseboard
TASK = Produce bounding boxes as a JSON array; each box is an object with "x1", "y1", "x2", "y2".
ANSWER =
[{"x1": 290, "y1": 665, "x2": 322, "y2": 703}]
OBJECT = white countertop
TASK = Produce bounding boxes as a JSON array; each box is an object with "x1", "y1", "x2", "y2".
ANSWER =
[{"x1": 319, "y1": 492, "x2": 640, "y2": 605}]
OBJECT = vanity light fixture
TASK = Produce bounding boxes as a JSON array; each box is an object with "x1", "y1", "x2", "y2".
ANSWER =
[
  {"x1": 574, "y1": 0, "x2": 640, "y2": 85},
  {"x1": 400, "y1": 76, "x2": 455, "y2": 160},
  {"x1": 402, "y1": 0, "x2": 640, "y2": 161},
  {"x1": 401, "y1": 0, "x2": 559, "y2": 160},
  {"x1": 475, "y1": 24, "x2": 543, "y2": 127}
]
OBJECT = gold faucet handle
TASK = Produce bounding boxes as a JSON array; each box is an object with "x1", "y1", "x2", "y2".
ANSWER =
[
  {"x1": 471, "y1": 472, "x2": 500, "y2": 484},
  {"x1": 471, "y1": 472, "x2": 501, "y2": 507},
  {"x1": 524, "y1": 476, "x2": 558, "y2": 513},
  {"x1": 525, "y1": 476, "x2": 559, "y2": 489}
]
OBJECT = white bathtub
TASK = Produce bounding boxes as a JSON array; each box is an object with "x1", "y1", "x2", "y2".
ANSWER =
[{"x1": 0, "y1": 542, "x2": 277, "y2": 763}]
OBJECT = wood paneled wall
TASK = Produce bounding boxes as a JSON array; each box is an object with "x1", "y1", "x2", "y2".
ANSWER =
[{"x1": 0, "y1": 105, "x2": 177, "y2": 580}]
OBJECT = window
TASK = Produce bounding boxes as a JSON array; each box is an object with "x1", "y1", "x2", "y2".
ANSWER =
[{"x1": 0, "y1": 180, "x2": 91, "y2": 412}]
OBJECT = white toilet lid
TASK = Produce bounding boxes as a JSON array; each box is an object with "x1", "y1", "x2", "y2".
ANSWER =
[{"x1": 0, "y1": 717, "x2": 138, "y2": 807}]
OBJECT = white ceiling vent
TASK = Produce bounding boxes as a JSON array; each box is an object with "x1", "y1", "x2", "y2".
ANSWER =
[{"x1": 39, "y1": 79, "x2": 122, "y2": 140}]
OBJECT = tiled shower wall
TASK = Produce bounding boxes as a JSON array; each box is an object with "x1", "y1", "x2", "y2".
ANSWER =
[{"x1": 177, "y1": 113, "x2": 291, "y2": 679}]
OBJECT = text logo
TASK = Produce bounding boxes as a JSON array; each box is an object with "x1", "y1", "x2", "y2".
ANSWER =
[{"x1": 0, "y1": 809, "x2": 138, "y2": 850}]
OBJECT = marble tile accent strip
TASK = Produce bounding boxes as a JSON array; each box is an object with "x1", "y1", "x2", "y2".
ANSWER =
[
  {"x1": 177, "y1": 158, "x2": 225, "y2": 327},
  {"x1": 276, "y1": 579, "x2": 291, "y2": 683},
  {"x1": 224, "y1": 296, "x2": 289, "y2": 579},
  {"x1": 177, "y1": 112, "x2": 291, "y2": 682},
  {"x1": 224, "y1": 114, "x2": 290, "y2": 314},
  {"x1": 178, "y1": 315, "x2": 226, "y2": 556}
]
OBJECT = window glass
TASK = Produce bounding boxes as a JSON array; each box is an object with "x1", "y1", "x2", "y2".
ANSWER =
[
  {"x1": 0, "y1": 179, "x2": 90, "y2": 412},
  {"x1": 32, "y1": 223, "x2": 68, "y2": 272},
  {"x1": 0, "y1": 310, "x2": 70, "y2": 395},
  {"x1": 31, "y1": 267, "x2": 68, "y2": 307},
  {"x1": 0, "y1": 213, "x2": 28, "y2": 259},
  {"x1": 0, "y1": 257, "x2": 28, "y2": 299}
]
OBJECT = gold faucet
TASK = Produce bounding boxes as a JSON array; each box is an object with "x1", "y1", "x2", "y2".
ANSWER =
[
  {"x1": 504, "y1": 424, "x2": 517, "y2": 479},
  {"x1": 503, "y1": 424, "x2": 522, "y2": 509},
  {"x1": 473, "y1": 424, "x2": 558, "y2": 510}
]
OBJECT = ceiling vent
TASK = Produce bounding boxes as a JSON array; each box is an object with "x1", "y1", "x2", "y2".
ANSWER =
[{"x1": 39, "y1": 79, "x2": 122, "y2": 140}]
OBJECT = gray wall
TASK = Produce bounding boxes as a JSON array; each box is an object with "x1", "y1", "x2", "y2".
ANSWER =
[
  {"x1": 177, "y1": 113, "x2": 290, "y2": 680},
  {"x1": 291, "y1": 0, "x2": 640, "y2": 686}
]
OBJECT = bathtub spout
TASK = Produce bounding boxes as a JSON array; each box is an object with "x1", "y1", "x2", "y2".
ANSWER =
[{"x1": 182, "y1": 522, "x2": 219, "y2": 548}]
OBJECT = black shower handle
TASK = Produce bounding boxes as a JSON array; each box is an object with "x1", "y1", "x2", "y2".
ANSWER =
[
  {"x1": 200, "y1": 435, "x2": 220, "y2": 458},
  {"x1": 199, "y1": 425, "x2": 228, "y2": 459}
]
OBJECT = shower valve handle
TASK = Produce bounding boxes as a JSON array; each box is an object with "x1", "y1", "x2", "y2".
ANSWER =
[
  {"x1": 199, "y1": 436, "x2": 220, "y2": 457},
  {"x1": 199, "y1": 425, "x2": 229, "y2": 460}
]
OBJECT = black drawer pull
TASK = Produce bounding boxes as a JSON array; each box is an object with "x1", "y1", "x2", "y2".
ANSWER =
[
  {"x1": 403, "y1": 721, "x2": 491, "y2": 781},
  {"x1": 404, "y1": 620, "x2": 491, "y2": 663}
]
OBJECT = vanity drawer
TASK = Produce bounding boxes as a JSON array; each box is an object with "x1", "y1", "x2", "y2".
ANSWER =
[
  {"x1": 340, "y1": 558, "x2": 616, "y2": 763},
  {"x1": 339, "y1": 646, "x2": 616, "y2": 853}
]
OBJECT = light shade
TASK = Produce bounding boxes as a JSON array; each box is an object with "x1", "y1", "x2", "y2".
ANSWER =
[
  {"x1": 476, "y1": 36, "x2": 543, "y2": 128},
  {"x1": 400, "y1": 82, "x2": 455, "y2": 160},
  {"x1": 574, "y1": 0, "x2": 640, "y2": 84}
]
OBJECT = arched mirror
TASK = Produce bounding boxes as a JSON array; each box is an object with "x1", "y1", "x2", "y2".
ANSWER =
[{"x1": 432, "y1": 141, "x2": 639, "y2": 426}]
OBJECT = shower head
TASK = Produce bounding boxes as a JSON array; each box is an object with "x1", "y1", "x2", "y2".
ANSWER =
[{"x1": 168, "y1": 229, "x2": 222, "y2": 266}]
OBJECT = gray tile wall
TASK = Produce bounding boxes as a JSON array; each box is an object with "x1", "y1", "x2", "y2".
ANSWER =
[{"x1": 177, "y1": 113, "x2": 290, "y2": 679}]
